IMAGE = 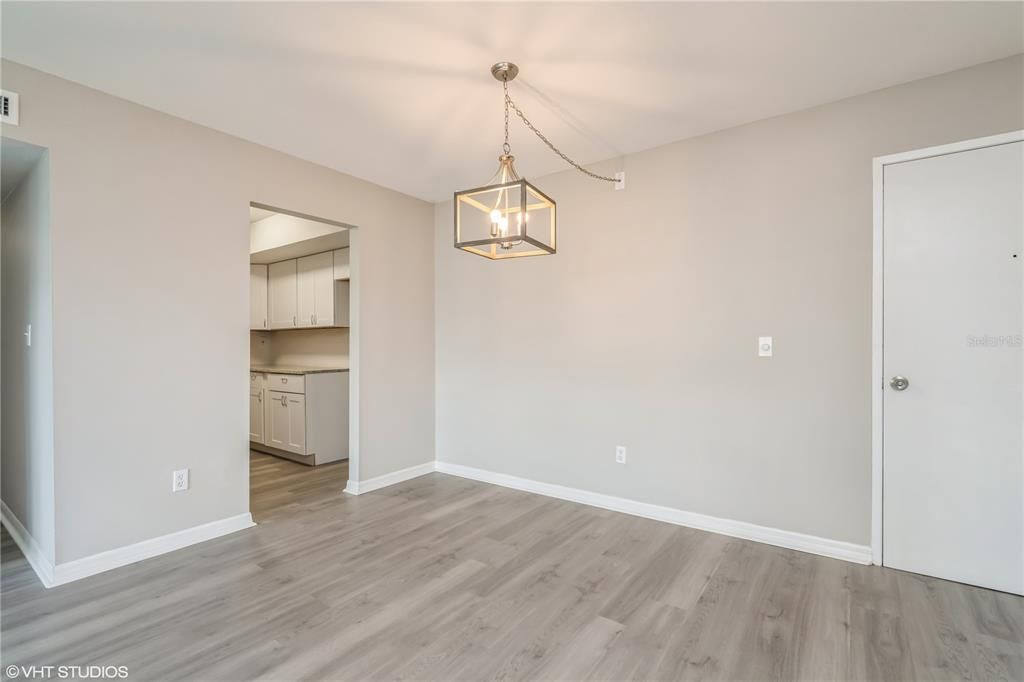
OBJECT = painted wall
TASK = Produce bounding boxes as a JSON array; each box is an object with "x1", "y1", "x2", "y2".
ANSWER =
[
  {"x1": 435, "y1": 55, "x2": 1024, "y2": 546},
  {"x1": 1, "y1": 143, "x2": 55, "y2": 562},
  {"x1": 1, "y1": 60, "x2": 434, "y2": 564}
]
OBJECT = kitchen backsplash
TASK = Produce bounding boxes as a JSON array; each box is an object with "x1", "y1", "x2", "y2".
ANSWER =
[{"x1": 250, "y1": 328, "x2": 349, "y2": 368}]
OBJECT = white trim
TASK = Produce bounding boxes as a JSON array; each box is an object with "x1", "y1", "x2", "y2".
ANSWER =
[
  {"x1": 1, "y1": 500, "x2": 56, "y2": 588},
  {"x1": 50, "y1": 513, "x2": 255, "y2": 587},
  {"x1": 435, "y1": 461, "x2": 871, "y2": 565},
  {"x1": 348, "y1": 228, "x2": 361, "y2": 485},
  {"x1": 344, "y1": 461, "x2": 435, "y2": 495},
  {"x1": 871, "y1": 129, "x2": 1024, "y2": 568}
]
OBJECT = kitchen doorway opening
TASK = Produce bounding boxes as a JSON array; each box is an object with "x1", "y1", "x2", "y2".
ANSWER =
[{"x1": 246, "y1": 202, "x2": 358, "y2": 522}]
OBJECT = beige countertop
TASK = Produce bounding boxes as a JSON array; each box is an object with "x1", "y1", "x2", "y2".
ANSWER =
[{"x1": 250, "y1": 365, "x2": 349, "y2": 375}]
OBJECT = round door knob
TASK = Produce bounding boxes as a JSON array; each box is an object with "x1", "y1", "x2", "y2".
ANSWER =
[{"x1": 889, "y1": 375, "x2": 909, "y2": 391}]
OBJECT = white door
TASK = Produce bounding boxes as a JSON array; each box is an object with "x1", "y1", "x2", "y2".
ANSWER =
[
  {"x1": 249, "y1": 384, "x2": 264, "y2": 443},
  {"x1": 883, "y1": 139, "x2": 1023, "y2": 594},
  {"x1": 250, "y1": 264, "x2": 268, "y2": 330},
  {"x1": 268, "y1": 260, "x2": 297, "y2": 329},
  {"x1": 297, "y1": 252, "x2": 334, "y2": 327}
]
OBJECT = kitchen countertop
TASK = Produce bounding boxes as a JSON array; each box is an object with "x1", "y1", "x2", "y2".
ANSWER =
[{"x1": 250, "y1": 365, "x2": 349, "y2": 375}]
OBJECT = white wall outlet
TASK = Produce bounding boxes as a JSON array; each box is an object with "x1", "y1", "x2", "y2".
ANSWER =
[
  {"x1": 24, "y1": 324, "x2": 31, "y2": 347},
  {"x1": 172, "y1": 468, "x2": 190, "y2": 492},
  {"x1": 615, "y1": 446, "x2": 627, "y2": 464},
  {"x1": 614, "y1": 171, "x2": 626, "y2": 191},
  {"x1": 758, "y1": 336, "x2": 773, "y2": 357}
]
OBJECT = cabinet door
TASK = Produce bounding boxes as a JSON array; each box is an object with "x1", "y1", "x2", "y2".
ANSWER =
[
  {"x1": 285, "y1": 393, "x2": 306, "y2": 453},
  {"x1": 250, "y1": 264, "x2": 268, "y2": 330},
  {"x1": 249, "y1": 386, "x2": 264, "y2": 443},
  {"x1": 298, "y1": 252, "x2": 334, "y2": 327},
  {"x1": 333, "y1": 248, "x2": 350, "y2": 280},
  {"x1": 268, "y1": 260, "x2": 297, "y2": 329},
  {"x1": 266, "y1": 390, "x2": 306, "y2": 455}
]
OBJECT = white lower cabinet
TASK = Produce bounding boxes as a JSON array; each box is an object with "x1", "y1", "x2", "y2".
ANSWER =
[
  {"x1": 249, "y1": 374, "x2": 265, "y2": 442},
  {"x1": 250, "y1": 370, "x2": 348, "y2": 465},
  {"x1": 267, "y1": 390, "x2": 306, "y2": 455}
]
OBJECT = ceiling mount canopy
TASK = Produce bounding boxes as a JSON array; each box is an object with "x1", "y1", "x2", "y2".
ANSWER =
[{"x1": 454, "y1": 62, "x2": 619, "y2": 260}]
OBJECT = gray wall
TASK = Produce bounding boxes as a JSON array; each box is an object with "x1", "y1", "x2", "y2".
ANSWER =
[
  {"x1": 2, "y1": 60, "x2": 435, "y2": 563},
  {"x1": 435, "y1": 55, "x2": 1024, "y2": 546},
  {"x1": 1, "y1": 143, "x2": 55, "y2": 562}
]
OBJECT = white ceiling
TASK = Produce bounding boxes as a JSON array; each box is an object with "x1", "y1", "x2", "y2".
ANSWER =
[{"x1": 3, "y1": 2, "x2": 1021, "y2": 202}]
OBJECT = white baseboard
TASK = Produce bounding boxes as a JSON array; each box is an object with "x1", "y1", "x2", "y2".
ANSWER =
[
  {"x1": 434, "y1": 461, "x2": 872, "y2": 565},
  {"x1": 1, "y1": 500, "x2": 56, "y2": 588},
  {"x1": 2, "y1": 501, "x2": 255, "y2": 588},
  {"x1": 344, "y1": 461, "x2": 436, "y2": 495},
  {"x1": 52, "y1": 513, "x2": 255, "y2": 586}
]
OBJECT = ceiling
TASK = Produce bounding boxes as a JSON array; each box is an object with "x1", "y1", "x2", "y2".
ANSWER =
[
  {"x1": 249, "y1": 206, "x2": 277, "y2": 223},
  {"x1": 2, "y1": 2, "x2": 1021, "y2": 202}
]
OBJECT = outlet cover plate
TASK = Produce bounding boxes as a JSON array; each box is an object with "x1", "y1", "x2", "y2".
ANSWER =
[{"x1": 172, "y1": 468, "x2": 190, "y2": 492}]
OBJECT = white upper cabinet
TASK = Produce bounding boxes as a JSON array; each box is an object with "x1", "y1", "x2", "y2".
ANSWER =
[
  {"x1": 333, "y1": 248, "x2": 350, "y2": 281},
  {"x1": 263, "y1": 252, "x2": 349, "y2": 329},
  {"x1": 250, "y1": 264, "x2": 268, "y2": 330},
  {"x1": 297, "y1": 252, "x2": 335, "y2": 327},
  {"x1": 268, "y1": 260, "x2": 297, "y2": 329}
]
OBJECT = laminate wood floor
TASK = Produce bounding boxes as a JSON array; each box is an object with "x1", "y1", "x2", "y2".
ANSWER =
[{"x1": 2, "y1": 452, "x2": 1022, "y2": 681}]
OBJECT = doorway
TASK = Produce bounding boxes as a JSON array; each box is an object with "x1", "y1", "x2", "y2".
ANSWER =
[
  {"x1": 872, "y1": 131, "x2": 1023, "y2": 594},
  {"x1": 247, "y1": 203, "x2": 359, "y2": 520}
]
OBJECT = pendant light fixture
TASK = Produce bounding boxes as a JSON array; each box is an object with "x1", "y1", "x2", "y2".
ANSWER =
[{"x1": 454, "y1": 62, "x2": 620, "y2": 260}]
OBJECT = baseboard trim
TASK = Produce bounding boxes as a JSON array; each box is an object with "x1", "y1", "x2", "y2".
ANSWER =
[
  {"x1": 434, "y1": 461, "x2": 871, "y2": 565},
  {"x1": 49, "y1": 513, "x2": 256, "y2": 586},
  {"x1": 345, "y1": 461, "x2": 436, "y2": 495},
  {"x1": 0, "y1": 500, "x2": 56, "y2": 588}
]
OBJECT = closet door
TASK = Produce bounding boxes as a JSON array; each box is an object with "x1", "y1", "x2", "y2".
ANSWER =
[{"x1": 882, "y1": 140, "x2": 1023, "y2": 594}]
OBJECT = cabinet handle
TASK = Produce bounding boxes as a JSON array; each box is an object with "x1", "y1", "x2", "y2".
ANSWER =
[
  {"x1": 310, "y1": 314, "x2": 315, "y2": 325},
  {"x1": 281, "y1": 395, "x2": 287, "y2": 406},
  {"x1": 293, "y1": 315, "x2": 296, "y2": 326},
  {"x1": 263, "y1": 318, "x2": 267, "y2": 328}
]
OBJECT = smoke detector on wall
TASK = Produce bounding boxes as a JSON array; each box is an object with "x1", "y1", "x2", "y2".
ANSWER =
[{"x1": 1, "y1": 90, "x2": 20, "y2": 126}]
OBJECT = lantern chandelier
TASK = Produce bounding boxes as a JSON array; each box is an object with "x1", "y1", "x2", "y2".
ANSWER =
[{"x1": 454, "y1": 62, "x2": 621, "y2": 260}]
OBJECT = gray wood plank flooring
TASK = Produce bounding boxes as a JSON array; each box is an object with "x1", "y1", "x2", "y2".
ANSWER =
[{"x1": 2, "y1": 451, "x2": 1022, "y2": 681}]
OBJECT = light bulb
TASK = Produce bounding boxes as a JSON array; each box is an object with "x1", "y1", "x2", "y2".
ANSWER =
[{"x1": 489, "y1": 209, "x2": 502, "y2": 223}]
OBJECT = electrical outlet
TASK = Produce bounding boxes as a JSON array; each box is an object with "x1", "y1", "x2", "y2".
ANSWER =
[
  {"x1": 615, "y1": 446, "x2": 627, "y2": 464},
  {"x1": 172, "y1": 468, "x2": 189, "y2": 492},
  {"x1": 758, "y1": 336, "x2": 773, "y2": 357}
]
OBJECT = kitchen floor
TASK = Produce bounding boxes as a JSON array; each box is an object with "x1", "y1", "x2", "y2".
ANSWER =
[
  {"x1": 2, "y1": 455, "x2": 1022, "y2": 680},
  {"x1": 249, "y1": 450, "x2": 347, "y2": 521}
]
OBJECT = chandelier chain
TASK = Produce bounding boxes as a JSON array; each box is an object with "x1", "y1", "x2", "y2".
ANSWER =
[
  {"x1": 502, "y1": 79, "x2": 511, "y2": 155},
  {"x1": 502, "y1": 87, "x2": 617, "y2": 184}
]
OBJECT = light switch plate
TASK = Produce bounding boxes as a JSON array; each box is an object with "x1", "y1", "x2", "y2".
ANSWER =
[{"x1": 758, "y1": 336, "x2": 773, "y2": 357}]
